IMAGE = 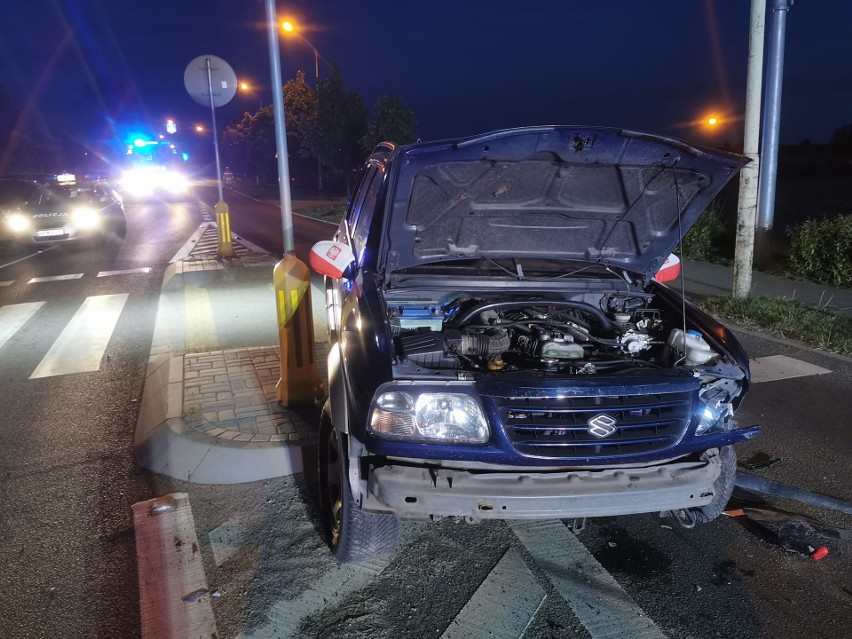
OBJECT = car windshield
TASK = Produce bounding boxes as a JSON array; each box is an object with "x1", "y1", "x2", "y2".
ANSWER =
[{"x1": 32, "y1": 185, "x2": 102, "y2": 207}]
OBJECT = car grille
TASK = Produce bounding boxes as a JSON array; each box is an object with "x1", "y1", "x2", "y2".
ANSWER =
[{"x1": 493, "y1": 391, "x2": 693, "y2": 459}]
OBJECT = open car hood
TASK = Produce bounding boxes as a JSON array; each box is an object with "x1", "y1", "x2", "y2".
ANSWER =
[{"x1": 382, "y1": 126, "x2": 747, "y2": 281}]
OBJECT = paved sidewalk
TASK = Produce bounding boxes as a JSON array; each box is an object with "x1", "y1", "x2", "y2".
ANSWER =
[{"x1": 134, "y1": 222, "x2": 328, "y2": 484}]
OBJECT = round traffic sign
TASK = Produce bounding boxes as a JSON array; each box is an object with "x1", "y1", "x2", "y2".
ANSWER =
[{"x1": 184, "y1": 55, "x2": 237, "y2": 108}]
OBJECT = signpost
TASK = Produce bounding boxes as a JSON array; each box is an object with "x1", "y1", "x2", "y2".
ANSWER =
[{"x1": 184, "y1": 54, "x2": 237, "y2": 258}]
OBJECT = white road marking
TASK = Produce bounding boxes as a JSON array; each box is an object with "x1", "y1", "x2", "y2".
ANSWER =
[
  {"x1": 97, "y1": 267, "x2": 152, "y2": 277},
  {"x1": 30, "y1": 293, "x2": 128, "y2": 378},
  {"x1": 749, "y1": 354, "x2": 832, "y2": 384},
  {"x1": 0, "y1": 302, "x2": 45, "y2": 350},
  {"x1": 441, "y1": 548, "x2": 545, "y2": 639},
  {"x1": 132, "y1": 493, "x2": 218, "y2": 639},
  {"x1": 28, "y1": 273, "x2": 84, "y2": 283},
  {"x1": 170, "y1": 223, "x2": 210, "y2": 263},
  {"x1": 231, "y1": 233, "x2": 269, "y2": 254},
  {"x1": 240, "y1": 559, "x2": 387, "y2": 639},
  {"x1": 0, "y1": 280, "x2": 12, "y2": 287},
  {"x1": 512, "y1": 521, "x2": 667, "y2": 639},
  {"x1": 0, "y1": 246, "x2": 57, "y2": 270}
]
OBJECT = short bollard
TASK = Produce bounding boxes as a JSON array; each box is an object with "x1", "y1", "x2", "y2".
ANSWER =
[
  {"x1": 215, "y1": 200, "x2": 234, "y2": 257},
  {"x1": 273, "y1": 255, "x2": 323, "y2": 406}
]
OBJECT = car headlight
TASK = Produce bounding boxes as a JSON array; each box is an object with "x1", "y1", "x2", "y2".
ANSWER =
[
  {"x1": 70, "y1": 207, "x2": 101, "y2": 229},
  {"x1": 6, "y1": 212, "x2": 31, "y2": 233},
  {"x1": 164, "y1": 172, "x2": 188, "y2": 193},
  {"x1": 370, "y1": 387, "x2": 489, "y2": 444},
  {"x1": 696, "y1": 402, "x2": 732, "y2": 435}
]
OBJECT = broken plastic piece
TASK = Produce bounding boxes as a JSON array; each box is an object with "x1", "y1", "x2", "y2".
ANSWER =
[{"x1": 811, "y1": 546, "x2": 829, "y2": 561}]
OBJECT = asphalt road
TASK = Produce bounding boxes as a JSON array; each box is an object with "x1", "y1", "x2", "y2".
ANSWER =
[
  {"x1": 0, "y1": 198, "x2": 201, "y2": 638},
  {"x1": 1, "y1": 186, "x2": 849, "y2": 638}
]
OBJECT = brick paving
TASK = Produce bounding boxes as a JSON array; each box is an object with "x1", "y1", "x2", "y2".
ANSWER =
[{"x1": 182, "y1": 347, "x2": 320, "y2": 443}]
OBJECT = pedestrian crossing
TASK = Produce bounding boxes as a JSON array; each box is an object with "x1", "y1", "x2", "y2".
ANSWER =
[
  {"x1": 0, "y1": 266, "x2": 153, "y2": 289},
  {"x1": 0, "y1": 293, "x2": 133, "y2": 379}
]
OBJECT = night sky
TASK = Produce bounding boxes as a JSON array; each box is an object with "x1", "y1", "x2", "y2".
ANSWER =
[{"x1": 2, "y1": 0, "x2": 850, "y2": 159}]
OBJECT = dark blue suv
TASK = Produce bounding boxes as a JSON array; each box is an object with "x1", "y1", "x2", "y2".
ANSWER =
[{"x1": 310, "y1": 127, "x2": 759, "y2": 562}]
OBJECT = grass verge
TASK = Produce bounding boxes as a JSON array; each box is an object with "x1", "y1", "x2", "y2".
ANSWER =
[{"x1": 695, "y1": 295, "x2": 852, "y2": 356}]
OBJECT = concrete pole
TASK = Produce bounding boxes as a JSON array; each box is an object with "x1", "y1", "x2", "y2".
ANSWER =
[
  {"x1": 264, "y1": 0, "x2": 295, "y2": 254},
  {"x1": 732, "y1": 0, "x2": 767, "y2": 299},
  {"x1": 754, "y1": 0, "x2": 794, "y2": 268}
]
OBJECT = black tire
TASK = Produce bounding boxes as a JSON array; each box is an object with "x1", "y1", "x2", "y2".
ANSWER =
[
  {"x1": 318, "y1": 408, "x2": 400, "y2": 563},
  {"x1": 692, "y1": 446, "x2": 737, "y2": 523}
]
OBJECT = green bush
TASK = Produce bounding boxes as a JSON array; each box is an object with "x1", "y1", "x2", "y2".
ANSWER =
[
  {"x1": 677, "y1": 200, "x2": 728, "y2": 263},
  {"x1": 788, "y1": 215, "x2": 852, "y2": 287}
]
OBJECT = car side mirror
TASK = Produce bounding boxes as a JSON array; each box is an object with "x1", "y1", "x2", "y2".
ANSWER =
[
  {"x1": 310, "y1": 240, "x2": 356, "y2": 279},
  {"x1": 654, "y1": 253, "x2": 681, "y2": 283}
]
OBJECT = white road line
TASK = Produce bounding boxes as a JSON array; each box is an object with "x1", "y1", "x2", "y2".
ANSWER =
[
  {"x1": 0, "y1": 302, "x2": 45, "y2": 350},
  {"x1": 240, "y1": 559, "x2": 387, "y2": 639},
  {"x1": 132, "y1": 493, "x2": 218, "y2": 639},
  {"x1": 441, "y1": 548, "x2": 545, "y2": 639},
  {"x1": 30, "y1": 293, "x2": 128, "y2": 378},
  {"x1": 512, "y1": 521, "x2": 667, "y2": 639},
  {"x1": 97, "y1": 267, "x2": 152, "y2": 277},
  {"x1": 749, "y1": 354, "x2": 832, "y2": 384},
  {"x1": 232, "y1": 233, "x2": 269, "y2": 254},
  {"x1": 0, "y1": 281, "x2": 12, "y2": 287},
  {"x1": 170, "y1": 223, "x2": 210, "y2": 263},
  {"x1": 0, "y1": 246, "x2": 57, "y2": 270},
  {"x1": 28, "y1": 273, "x2": 84, "y2": 283}
]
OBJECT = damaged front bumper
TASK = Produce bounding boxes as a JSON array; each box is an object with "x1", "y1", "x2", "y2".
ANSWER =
[{"x1": 363, "y1": 451, "x2": 724, "y2": 522}]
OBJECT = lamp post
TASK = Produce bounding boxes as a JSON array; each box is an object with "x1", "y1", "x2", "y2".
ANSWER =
[
  {"x1": 239, "y1": 81, "x2": 263, "y2": 110},
  {"x1": 264, "y1": 0, "x2": 322, "y2": 407},
  {"x1": 281, "y1": 21, "x2": 319, "y2": 85},
  {"x1": 281, "y1": 19, "x2": 323, "y2": 191}
]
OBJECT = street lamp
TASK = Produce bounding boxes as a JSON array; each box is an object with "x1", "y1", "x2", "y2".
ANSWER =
[
  {"x1": 281, "y1": 20, "x2": 320, "y2": 85},
  {"x1": 281, "y1": 18, "x2": 325, "y2": 192},
  {"x1": 239, "y1": 80, "x2": 263, "y2": 110},
  {"x1": 195, "y1": 125, "x2": 205, "y2": 133}
]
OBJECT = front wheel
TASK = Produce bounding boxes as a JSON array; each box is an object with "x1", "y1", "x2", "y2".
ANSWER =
[
  {"x1": 692, "y1": 446, "x2": 737, "y2": 523},
  {"x1": 318, "y1": 409, "x2": 400, "y2": 563}
]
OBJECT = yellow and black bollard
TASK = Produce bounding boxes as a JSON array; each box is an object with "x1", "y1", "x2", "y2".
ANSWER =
[
  {"x1": 215, "y1": 200, "x2": 235, "y2": 257},
  {"x1": 273, "y1": 255, "x2": 323, "y2": 406}
]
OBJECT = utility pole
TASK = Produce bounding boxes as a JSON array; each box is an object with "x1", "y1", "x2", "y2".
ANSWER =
[
  {"x1": 754, "y1": 0, "x2": 794, "y2": 268},
  {"x1": 732, "y1": 0, "x2": 767, "y2": 298}
]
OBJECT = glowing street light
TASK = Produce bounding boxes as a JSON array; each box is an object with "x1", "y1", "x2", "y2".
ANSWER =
[
  {"x1": 239, "y1": 80, "x2": 263, "y2": 110},
  {"x1": 280, "y1": 19, "x2": 320, "y2": 84},
  {"x1": 195, "y1": 125, "x2": 205, "y2": 133},
  {"x1": 707, "y1": 116, "x2": 719, "y2": 127}
]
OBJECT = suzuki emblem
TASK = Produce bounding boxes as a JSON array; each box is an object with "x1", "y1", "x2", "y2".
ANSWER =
[{"x1": 587, "y1": 413, "x2": 617, "y2": 438}]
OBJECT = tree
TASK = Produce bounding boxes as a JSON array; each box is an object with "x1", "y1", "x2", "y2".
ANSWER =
[
  {"x1": 299, "y1": 66, "x2": 368, "y2": 192},
  {"x1": 284, "y1": 70, "x2": 319, "y2": 189},
  {"x1": 221, "y1": 108, "x2": 276, "y2": 183},
  {"x1": 362, "y1": 96, "x2": 417, "y2": 152},
  {"x1": 830, "y1": 124, "x2": 852, "y2": 153}
]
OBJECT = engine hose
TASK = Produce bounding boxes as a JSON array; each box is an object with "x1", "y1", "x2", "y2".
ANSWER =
[
  {"x1": 453, "y1": 300, "x2": 612, "y2": 331},
  {"x1": 460, "y1": 330, "x2": 511, "y2": 357}
]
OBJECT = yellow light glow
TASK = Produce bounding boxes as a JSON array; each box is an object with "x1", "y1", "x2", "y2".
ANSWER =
[
  {"x1": 240, "y1": 82, "x2": 249, "y2": 91},
  {"x1": 707, "y1": 116, "x2": 719, "y2": 126},
  {"x1": 195, "y1": 125, "x2": 204, "y2": 133},
  {"x1": 281, "y1": 20, "x2": 294, "y2": 32}
]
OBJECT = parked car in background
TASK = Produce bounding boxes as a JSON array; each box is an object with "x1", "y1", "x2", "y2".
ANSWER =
[
  {"x1": 3, "y1": 175, "x2": 126, "y2": 246},
  {"x1": 309, "y1": 126, "x2": 760, "y2": 562}
]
